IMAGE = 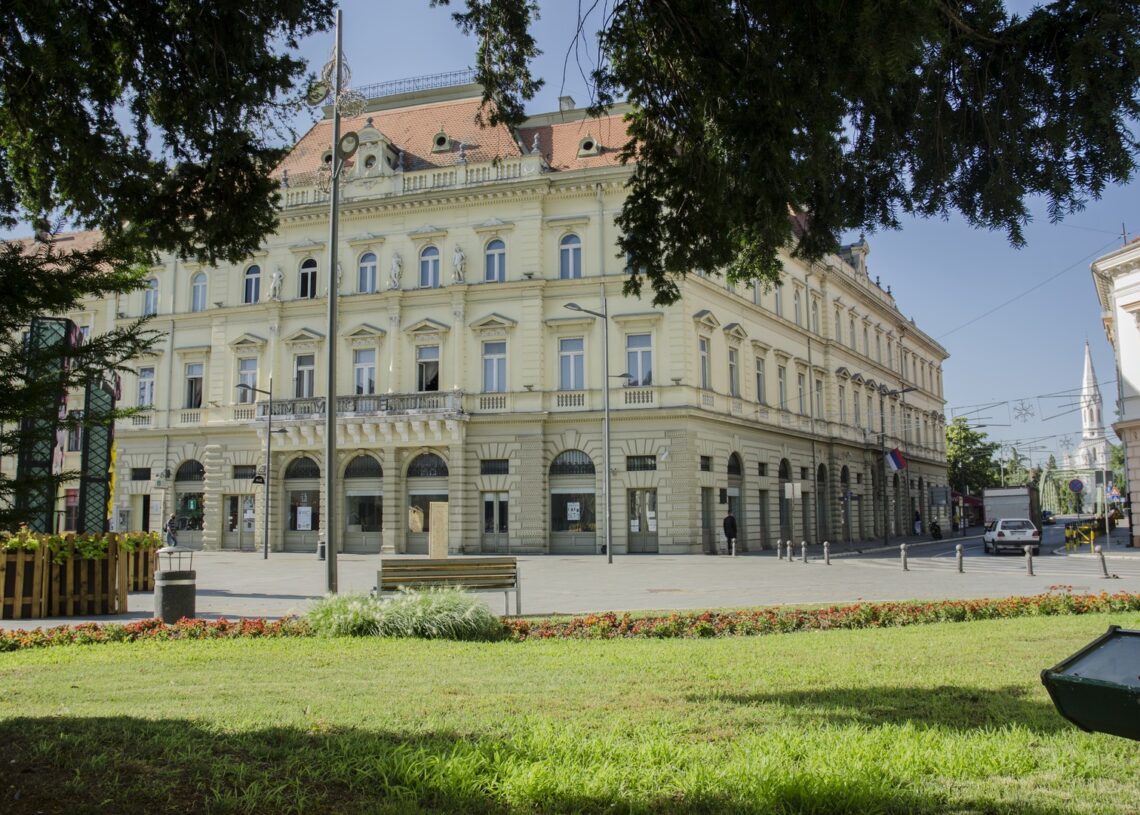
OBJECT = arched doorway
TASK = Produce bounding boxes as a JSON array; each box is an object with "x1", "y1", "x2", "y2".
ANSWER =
[
  {"x1": 406, "y1": 452, "x2": 448, "y2": 554},
  {"x1": 840, "y1": 466, "x2": 851, "y2": 542},
  {"x1": 726, "y1": 453, "x2": 744, "y2": 552},
  {"x1": 778, "y1": 458, "x2": 792, "y2": 541},
  {"x1": 284, "y1": 456, "x2": 320, "y2": 552},
  {"x1": 344, "y1": 454, "x2": 382, "y2": 554},
  {"x1": 816, "y1": 463, "x2": 829, "y2": 542},
  {"x1": 173, "y1": 460, "x2": 205, "y2": 549},
  {"x1": 549, "y1": 450, "x2": 596, "y2": 554}
]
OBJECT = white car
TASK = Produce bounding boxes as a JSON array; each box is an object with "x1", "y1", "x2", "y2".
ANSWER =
[{"x1": 983, "y1": 518, "x2": 1041, "y2": 556}]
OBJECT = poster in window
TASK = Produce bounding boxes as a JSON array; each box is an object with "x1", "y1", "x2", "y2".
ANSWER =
[
  {"x1": 566, "y1": 501, "x2": 581, "y2": 521},
  {"x1": 296, "y1": 506, "x2": 312, "y2": 531}
]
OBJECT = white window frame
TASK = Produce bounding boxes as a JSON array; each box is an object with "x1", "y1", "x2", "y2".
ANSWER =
[
  {"x1": 419, "y1": 246, "x2": 440, "y2": 289},
  {"x1": 755, "y1": 357, "x2": 766, "y2": 405},
  {"x1": 353, "y1": 348, "x2": 376, "y2": 395},
  {"x1": 698, "y1": 336, "x2": 710, "y2": 389},
  {"x1": 797, "y1": 372, "x2": 806, "y2": 415},
  {"x1": 138, "y1": 366, "x2": 155, "y2": 408},
  {"x1": 727, "y1": 347, "x2": 740, "y2": 397},
  {"x1": 237, "y1": 358, "x2": 257, "y2": 403},
  {"x1": 184, "y1": 362, "x2": 204, "y2": 409},
  {"x1": 484, "y1": 239, "x2": 506, "y2": 283},
  {"x1": 626, "y1": 333, "x2": 652, "y2": 387},
  {"x1": 299, "y1": 259, "x2": 317, "y2": 299},
  {"x1": 294, "y1": 354, "x2": 315, "y2": 398},
  {"x1": 243, "y1": 265, "x2": 261, "y2": 304},
  {"x1": 143, "y1": 278, "x2": 158, "y2": 316},
  {"x1": 778, "y1": 365, "x2": 787, "y2": 410},
  {"x1": 190, "y1": 272, "x2": 207, "y2": 312},
  {"x1": 417, "y1": 345, "x2": 440, "y2": 391},
  {"x1": 793, "y1": 290, "x2": 802, "y2": 326},
  {"x1": 559, "y1": 337, "x2": 584, "y2": 390},
  {"x1": 559, "y1": 233, "x2": 582, "y2": 279},
  {"x1": 358, "y1": 252, "x2": 377, "y2": 293},
  {"x1": 482, "y1": 340, "x2": 507, "y2": 393}
]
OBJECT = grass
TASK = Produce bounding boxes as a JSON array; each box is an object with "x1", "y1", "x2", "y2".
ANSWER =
[{"x1": 3, "y1": 612, "x2": 1140, "y2": 814}]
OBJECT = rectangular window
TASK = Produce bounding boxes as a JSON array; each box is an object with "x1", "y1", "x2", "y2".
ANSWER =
[
  {"x1": 801, "y1": 466, "x2": 809, "y2": 480},
  {"x1": 626, "y1": 333, "x2": 652, "y2": 386},
  {"x1": 480, "y1": 459, "x2": 509, "y2": 475},
  {"x1": 294, "y1": 354, "x2": 315, "y2": 398},
  {"x1": 698, "y1": 337, "x2": 710, "y2": 389},
  {"x1": 849, "y1": 316, "x2": 856, "y2": 349},
  {"x1": 77, "y1": 325, "x2": 91, "y2": 346},
  {"x1": 876, "y1": 334, "x2": 882, "y2": 362},
  {"x1": 184, "y1": 362, "x2": 203, "y2": 409},
  {"x1": 778, "y1": 365, "x2": 787, "y2": 410},
  {"x1": 774, "y1": 287, "x2": 783, "y2": 317},
  {"x1": 482, "y1": 340, "x2": 507, "y2": 393},
  {"x1": 757, "y1": 462, "x2": 768, "y2": 476},
  {"x1": 131, "y1": 467, "x2": 151, "y2": 481},
  {"x1": 834, "y1": 309, "x2": 842, "y2": 343},
  {"x1": 867, "y1": 395, "x2": 874, "y2": 431},
  {"x1": 863, "y1": 326, "x2": 869, "y2": 355},
  {"x1": 814, "y1": 377, "x2": 823, "y2": 418},
  {"x1": 890, "y1": 404, "x2": 897, "y2": 434},
  {"x1": 416, "y1": 345, "x2": 440, "y2": 392},
  {"x1": 559, "y1": 337, "x2": 584, "y2": 390},
  {"x1": 626, "y1": 455, "x2": 657, "y2": 471},
  {"x1": 353, "y1": 348, "x2": 376, "y2": 395},
  {"x1": 727, "y1": 347, "x2": 739, "y2": 397},
  {"x1": 700, "y1": 455, "x2": 712, "y2": 472},
  {"x1": 793, "y1": 291, "x2": 802, "y2": 325},
  {"x1": 237, "y1": 358, "x2": 257, "y2": 403},
  {"x1": 143, "y1": 282, "x2": 158, "y2": 316},
  {"x1": 233, "y1": 464, "x2": 258, "y2": 480},
  {"x1": 299, "y1": 265, "x2": 317, "y2": 299},
  {"x1": 138, "y1": 366, "x2": 155, "y2": 407},
  {"x1": 755, "y1": 358, "x2": 766, "y2": 405},
  {"x1": 853, "y1": 390, "x2": 861, "y2": 426},
  {"x1": 838, "y1": 385, "x2": 846, "y2": 423},
  {"x1": 797, "y1": 372, "x2": 806, "y2": 414},
  {"x1": 63, "y1": 489, "x2": 79, "y2": 532},
  {"x1": 66, "y1": 410, "x2": 82, "y2": 452},
  {"x1": 887, "y1": 340, "x2": 894, "y2": 369}
]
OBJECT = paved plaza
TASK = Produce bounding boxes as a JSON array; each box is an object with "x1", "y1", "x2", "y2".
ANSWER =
[{"x1": 3, "y1": 523, "x2": 1138, "y2": 629}]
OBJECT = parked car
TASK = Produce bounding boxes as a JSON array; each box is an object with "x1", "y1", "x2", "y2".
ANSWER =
[
  {"x1": 1041, "y1": 510, "x2": 1056, "y2": 525},
  {"x1": 983, "y1": 518, "x2": 1041, "y2": 555}
]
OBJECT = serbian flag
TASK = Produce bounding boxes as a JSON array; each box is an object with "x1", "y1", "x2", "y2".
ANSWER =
[{"x1": 885, "y1": 448, "x2": 907, "y2": 472}]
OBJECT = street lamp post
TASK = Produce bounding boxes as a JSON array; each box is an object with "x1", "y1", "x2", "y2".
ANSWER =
[
  {"x1": 237, "y1": 378, "x2": 274, "y2": 559},
  {"x1": 564, "y1": 296, "x2": 623, "y2": 564},
  {"x1": 880, "y1": 385, "x2": 916, "y2": 547}
]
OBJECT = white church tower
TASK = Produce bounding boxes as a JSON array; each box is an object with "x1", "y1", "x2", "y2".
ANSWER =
[{"x1": 1066, "y1": 341, "x2": 1109, "y2": 468}]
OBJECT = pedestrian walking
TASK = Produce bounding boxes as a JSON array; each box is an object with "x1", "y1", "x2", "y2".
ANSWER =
[
  {"x1": 723, "y1": 510, "x2": 738, "y2": 555},
  {"x1": 913, "y1": 510, "x2": 922, "y2": 536},
  {"x1": 164, "y1": 513, "x2": 179, "y2": 547}
]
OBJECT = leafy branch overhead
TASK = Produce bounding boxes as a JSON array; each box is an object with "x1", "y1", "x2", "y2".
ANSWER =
[{"x1": 442, "y1": 0, "x2": 1140, "y2": 305}]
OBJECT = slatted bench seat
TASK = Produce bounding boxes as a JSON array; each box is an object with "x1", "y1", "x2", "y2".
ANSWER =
[{"x1": 376, "y1": 556, "x2": 521, "y2": 615}]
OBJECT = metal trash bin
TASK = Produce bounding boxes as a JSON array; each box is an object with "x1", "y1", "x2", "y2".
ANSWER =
[{"x1": 155, "y1": 544, "x2": 196, "y2": 624}]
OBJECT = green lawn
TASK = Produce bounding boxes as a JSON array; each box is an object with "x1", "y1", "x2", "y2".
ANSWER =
[{"x1": 3, "y1": 613, "x2": 1140, "y2": 814}]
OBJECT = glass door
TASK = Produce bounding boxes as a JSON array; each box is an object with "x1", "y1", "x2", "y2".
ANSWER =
[
  {"x1": 628, "y1": 488, "x2": 658, "y2": 553},
  {"x1": 480, "y1": 492, "x2": 509, "y2": 552}
]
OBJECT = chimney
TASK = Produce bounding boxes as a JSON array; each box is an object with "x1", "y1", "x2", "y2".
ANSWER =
[{"x1": 559, "y1": 95, "x2": 576, "y2": 112}]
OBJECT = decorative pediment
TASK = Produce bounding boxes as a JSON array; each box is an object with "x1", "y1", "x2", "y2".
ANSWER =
[
  {"x1": 835, "y1": 366, "x2": 850, "y2": 379},
  {"x1": 850, "y1": 372, "x2": 865, "y2": 384},
  {"x1": 692, "y1": 309, "x2": 720, "y2": 330},
  {"x1": 468, "y1": 313, "x2": 518, "y2": 336},
  {"x1": 472, "y1": 217, "x2": 516, "y2": 235},
  {"x1": 347, "y1": 232, "x2": 385, "y2": 249},
  {"x1": 544, "y1": 315, "x2": 596, "y2": 329},
  {"x1": 611, "y1": 311, "x2": 664, "y2": 326},
  {"x1": 408, "y1": 225, "x2": 447, "y2": 242},
  {"x1": 174, "y1": 344, "x2": 211, "y2": 359},
  {"x1": 773, "y1": 349, "x2": 791, "y2": 364},
  {"x1": 288, "y1": 238, "x2": 325, "y2": 255},
  {"x1": 750, "y1": 340, "x2": 771, "y2": 356},
  {"x1": 404, "y1": 317, "x2": 450, "y2": 336},
  {"x1": 722, "y1": 322, "x2": 748, "y2": 341},
  {"x1": 282, "y1": 328, "x2": 325, "y2": 348},
  {"x1": 229, "y1": 333, "x2": 267, "y2": 351},
  {"x1": 864, "y1": 378, "x2": 878, "y2": 391},
  {"x1": 544, "y1": 214, "x2": 590, "y2": 228},
  {"x1": 343, "y1": 323, "x2": 386, "y2": 348}
]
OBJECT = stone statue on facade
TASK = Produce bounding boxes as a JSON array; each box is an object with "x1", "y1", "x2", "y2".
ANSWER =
[
  {"x1": 389, "y1": 252, "x2": 402, "y2": 289},
  {"x1": 268, "y1": 266, "x2": 284, "y2": 301},
  {"x1": 452, "y1": 245, "x2": 465, "y2": 283}
]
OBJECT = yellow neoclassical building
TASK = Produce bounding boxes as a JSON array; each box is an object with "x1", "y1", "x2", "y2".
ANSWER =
[{"x1": 61, "y1": 75, "x2": 950, "y2": 554}]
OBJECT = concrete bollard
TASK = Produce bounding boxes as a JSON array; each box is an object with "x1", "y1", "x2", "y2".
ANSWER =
[
  {"x1": 801, "y1": 541, "x2": 808, "y2": 562},
  {"x1": 787, "y1": 541, "x2": 794, "y2": 562},
  {"x1": 777, "y1": 539, "x2": 784, "y2": 560},
  {"x1": 1095, "y1": 544, "x2": 1110, "y2": 578},
  {"x1": 1024, "y1": 545, "x2": 1034, "y2": 576},
  {"x1": 900, "y1": 543, "x2": 909, "y2": 571},
  {"x1": 956, "y1": 543, "x2": 964, "y2": 573},
  {"x1": 823, "y1": 541, "x2": 830, "y2": 565},
  {"x1": 731, "y1": 537, "x2": 737, "y2": 557}
]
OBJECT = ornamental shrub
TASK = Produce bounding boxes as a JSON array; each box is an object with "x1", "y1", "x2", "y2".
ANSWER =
[{"x1": 305, "y1": 589, "x2": 506, "y2": 642}]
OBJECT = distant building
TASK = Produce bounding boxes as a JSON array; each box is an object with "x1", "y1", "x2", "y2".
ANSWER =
[
  {"x1": 1062, "y1": 342, "x2": 1110, "y2": 470},
  {"x1": 38, "y1": 73, "x2": 950, "y2": 553},
  {"x1": 1092, "y1": 238, "x2": 1140, "y2": 544}
]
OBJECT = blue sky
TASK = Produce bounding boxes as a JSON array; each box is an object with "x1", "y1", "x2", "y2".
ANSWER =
[{"x1": 297, "y1": 1, "x2": 1137, "y2": 466}]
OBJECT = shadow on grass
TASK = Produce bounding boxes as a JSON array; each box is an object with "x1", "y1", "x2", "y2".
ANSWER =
[
  {"x1": 688, "y1": 683, "x2": 1071, "y2": 734},
  {"x1": 0, "y1": 716, "x2": 1077, "y2": 815}
]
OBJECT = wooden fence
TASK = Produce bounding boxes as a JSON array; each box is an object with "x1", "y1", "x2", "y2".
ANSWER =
[{"x1": 0, "y1": 539, "x2": 158, "y2": 619}]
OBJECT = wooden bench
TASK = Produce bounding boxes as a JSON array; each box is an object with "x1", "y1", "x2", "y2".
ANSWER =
[{"x1": 376, "y1": 557, "x2": 521, "y2": 615}]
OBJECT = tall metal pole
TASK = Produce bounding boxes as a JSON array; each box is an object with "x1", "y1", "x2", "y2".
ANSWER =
[
  {"x1": 263, "y1": 376, "x2": 272, "y2": 559},
  {"x1": 601, "y1": 287, "x2": 613, "y2": 564},
  {"x1": 323, "y1": 10, "x2": 342, "y2": 593},
  {"x1": 881, "y1": 392, "x2": 889, "y2": 548}
]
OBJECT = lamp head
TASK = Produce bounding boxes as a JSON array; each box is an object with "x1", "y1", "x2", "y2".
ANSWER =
[{"x1": 565, "y1": 303, "x2": 583, "y2": 312}]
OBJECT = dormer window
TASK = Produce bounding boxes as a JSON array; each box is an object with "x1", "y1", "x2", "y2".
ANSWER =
[
  {"x1": 363, "y1": 154, "x2": 377, "y2": 170},
  {"x1": 432, "y1": 130, "x2": 450, "y2": 153},
  {"x1": 577, "y1": 134, "x2": 600, "y2": 157}
]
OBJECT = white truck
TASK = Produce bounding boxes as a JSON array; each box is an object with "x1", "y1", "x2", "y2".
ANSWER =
[{"x1": 983, "y1": 486, "x2": 1042, "y2": 528}]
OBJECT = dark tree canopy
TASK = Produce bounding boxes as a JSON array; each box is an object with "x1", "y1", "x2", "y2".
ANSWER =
[
  {"x1": 945, "y1": 417, "x2": 1001, "y2": 493},
  {"x1": 441, "y1": 0, "x2": 1140, "y2": 305},
  {"x1": 0, "y1": 1, "x2": 334, "y2": 527}
]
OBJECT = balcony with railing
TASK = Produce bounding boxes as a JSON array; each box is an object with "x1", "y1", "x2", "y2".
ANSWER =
[{"x1": 256, "y1": 391, "x2": 466, "y2": 421}]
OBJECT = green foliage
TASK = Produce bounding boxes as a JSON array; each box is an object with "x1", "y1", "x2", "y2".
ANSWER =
[
  {"x1": 945, "y1": 417, "x2": 1001, "y2": 493},
  {"x1": 0, "y1": 529, "x2": 161, "y2": 562},
  {"x1": 305, "y1": 589, "x2": 507, "y2": 641},
  {"x1": 1110, "y1": 442, "x2": 1127, "y2": 490},
  {"x1": 451, "y1": 0, "x2": 1140, "y2": 305}
]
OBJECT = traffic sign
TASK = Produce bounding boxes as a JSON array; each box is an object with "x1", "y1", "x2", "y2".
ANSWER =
[{"x1": 1069, "y1": 479, "x2": 1084, "y2": 493}]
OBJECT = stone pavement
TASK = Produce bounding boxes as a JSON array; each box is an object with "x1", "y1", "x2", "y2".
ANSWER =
[{"x1": 3, "y1": 523, "x2": 1138, "y2": 630}]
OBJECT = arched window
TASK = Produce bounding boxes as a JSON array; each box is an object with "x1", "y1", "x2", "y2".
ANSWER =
[
  {"x1": 550, "y1": 450, "x2": 595, "y2": 476},
  {"x1": 344, "y1": 455, "x2": 383, "y2": 479},
  {"x1": 143, "y1": 277, "x2": 159, "y2": 316},
  {"x1": 243, "y1": 265, "x2": 261, "y2": 304},
  {"x1": 727, "y1": 453, "x2": 743, "y2": 476},
  {"x1": 419, "y1": 246, "x2": 440, "y2": 288},
  {"x1": 484, "y1": 239, "x2": 506, "y2": 283},
  {"x1": 175, "y1": 460, "x2": 205, "y2": 482},
  {"x1": 299, "y1": 258, "x2": 317, "y2": 299},
  {"x1": 190, "y1": 272, "x2": 207, "y2": 312},
  {"x1": 810, "y1": 299, "x2": 819, "y2": 333},
  {"x1": 285, "y1": 456, "x2": 320, "y2": 479},
  {"x1": 793, "y1": 290, "x2": 802, "y2": 326},
  {"x1": 559, "y1": 234, "x2": 582, "y2": 279},
  {"x1": 407, "y1": 452, "x2": 448, "y2": 477},
  {"x1": 358, "y1": 252, "x2": 377, "y2": 293}
]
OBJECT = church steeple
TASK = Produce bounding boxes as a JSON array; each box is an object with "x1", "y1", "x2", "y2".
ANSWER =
[{"x1": 1081, "y1": 341, "x2": 1103, "y2": 440}]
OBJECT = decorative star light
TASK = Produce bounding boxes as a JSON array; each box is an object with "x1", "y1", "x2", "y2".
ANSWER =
[{"x1": 1013, "y1": 400, "x2": 1035, "y2": 422}]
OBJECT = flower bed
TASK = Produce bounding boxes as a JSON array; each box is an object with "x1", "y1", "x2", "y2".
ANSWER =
[{"x1": 2, "y1": 589, "x2": 1138, "y2": 651}]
